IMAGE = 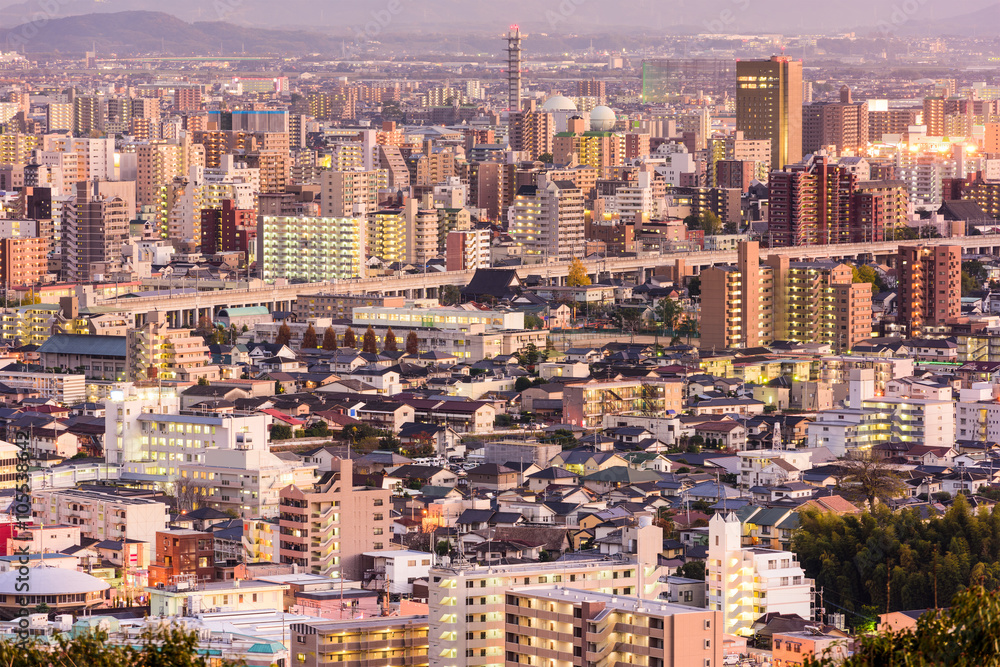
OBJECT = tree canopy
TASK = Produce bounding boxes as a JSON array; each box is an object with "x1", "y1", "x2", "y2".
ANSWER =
[
  {"x1": 805, "y1": 585, "x2": 1000, "y2": 667},
  {"x1": 794, "y1": 494, "x2": 1000, "y2": 626},
  {"x1": 852, "y1": 265, "x2": 887, "y2": 293},
  {"x1": 383, "y1": 326, "x2": 398, "y2": 352},
  {"x1": 322, "y1": 326, "x2": 338, "y2": 350},
  {"x1": 0, "y1": 627, "x2": 242, "y2": 667},
  {"x1": 301, "y1": 323, "x2": 318, "y2": 350},
  {"x1": 343, "y1": 327, "x2": 357, "y2": 348},
  {"x1": 362, "y1": 326, "x2": 378, "y2": 354},
  {"x1": 275, "y1": 322, "x2": 292, "y2": 346},
  {"x1": 405, "y1": 331, "x2": 419, "y2": 355},
  {"x1": 567, "y1": 258, "x2": 591, "y2": 287}
]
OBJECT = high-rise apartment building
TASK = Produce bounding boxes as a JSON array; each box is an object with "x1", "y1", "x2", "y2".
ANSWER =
[
  {"x1": 46, "y1": 102, "x2": 73, "y2": 132},
  {"x1": 73, "y1": 96, "x2": 102, "y2": 135},
  {"x1": 767, "y1": 154, "x2": 857, "y2": 246},
  {"x1": 736, "y1": 56, "x2": 803, "y2": 171},
  {"x1": 764, "y1": 256, "x2": 872, "y2": 352},
  {"x1": 0, "y1": 235, "x2": 49, "y2": 288},
  {"x1": 701, "y1": 241, "x2": 771, "y2": 351},
  {"x1": 368, "y1": 208, "x2": 407, "y2": 263},
  {"x1": 63, "y1": 180, "x2": 134, "y2": 282},
  {"x1": 802, "y1": 86, "x2": 869, "y2": 156},
  {"x1": 173, "y1": 86, "x2": 202, "y2": 111},
  {"x1": 258, "y1": 215, "x2": 365, "y2": 282},
  {"x1": 509, "y1": 110, "x2": 555, "y2": 161},
  {"x1": 509, "y1": 173, "x2": 585, "y2": 260},
  {"x1": 126, "y1": 311, "x2": 216, "y2": 383},
  {"x1": 135, "y1": 142, "x2": 184, "y2": 207},
  {"x1": 404, "y1": 197, "x2": 439, "y2": 266},
  {"x1": 897, "y1": 245, "x2": 961, "y2": 336},
  {"x1": 320, "y1": 169, "x2": 380, "y2": 218},
  {"x1": 923, "y1": 97, "x2": 946, "y2": 136},
  {"x1": 702, "y1": 241, "x2": 871, "y2": 351},
  {"x1": 279, "y1": 458, "x2": 392, "y2": 580}
]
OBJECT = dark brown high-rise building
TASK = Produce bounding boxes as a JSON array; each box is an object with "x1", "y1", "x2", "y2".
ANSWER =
[
  {"x1": 63, "y1": 180, "x2": 134, "y2": 282},
  {"x1": 897, "y1": 245, "x2": 961, "y2": 336},
  {"x1": 737, "y1": 56, "x2": 802, "y2": 171},
  {"x1": 201, "y1": 199, "x2": 257, "y2": 256},
  {"x1": 802, "y1": 85, "x2": 869, "y2": 155},
  {"x1": 767, "y1": 154, "x2": 857, "y2": 246}
]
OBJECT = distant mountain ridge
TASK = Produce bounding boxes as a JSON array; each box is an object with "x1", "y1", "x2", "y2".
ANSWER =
[{"x1": 0, "y1": 10, "x2": 342, "y2": 54}]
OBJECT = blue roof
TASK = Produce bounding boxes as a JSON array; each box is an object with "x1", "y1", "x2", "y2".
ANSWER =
[{"x1": 38, "y1": 334, "x2": 127, "y2": 358}]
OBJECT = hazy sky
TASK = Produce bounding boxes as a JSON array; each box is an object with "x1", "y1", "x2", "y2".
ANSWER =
[{"x1": 1, "y1": 0, "x2": 997, "y2": 35}]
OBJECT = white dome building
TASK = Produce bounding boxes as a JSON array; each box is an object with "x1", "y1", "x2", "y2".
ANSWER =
[
  {"x1": 0, "y1": 566, "x2": 110, "y2": 619},
  {"x1": 541, "y1": 95, "x2": 578, "y2": 112},
  {"x1": 589, "y1": 105, "x2": 617, "y2": 132}
]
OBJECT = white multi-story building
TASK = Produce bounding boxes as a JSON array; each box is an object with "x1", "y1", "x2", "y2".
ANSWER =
[
  {"x1": 31, "y1": 487, "x2": 169, "y2": 545},
  {"x1": 105, "y1": 384, "x2": 272, "y2": 489},
  {"x1": 737, "y1": 449, "x2": 813, "y2": 489},
  {"x1": 177, "y1": 447, "x2": 316, "y2": 519},
  {"x1": 956, "y1": 382, "x2": 1000, "y2": 442},
  {"x1": 42, "y1": 135, "x2": 116, "y2": 181},
  {"x1": 352, "y1": 304, "x2": 524, "y2": 332},
  {"x1": 707, "y1": 513, "x2": 813, "y2": 638},
  {"x1": 363, "y1": 549, "x2": 434, "y2": 595}
]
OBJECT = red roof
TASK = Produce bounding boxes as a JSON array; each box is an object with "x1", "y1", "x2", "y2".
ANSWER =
[{"x1": 260, "y1": 409, "x2": 306, "y2": 426}]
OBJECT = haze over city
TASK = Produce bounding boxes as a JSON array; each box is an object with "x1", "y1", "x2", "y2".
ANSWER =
[{"x1": 0, "y1": 2, "x2": 999, "y2": 666}]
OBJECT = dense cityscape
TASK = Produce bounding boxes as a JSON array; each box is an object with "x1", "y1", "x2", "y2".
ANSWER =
[{"x1": 1, "y1": 2, "x2": 1000, "y2": 665}]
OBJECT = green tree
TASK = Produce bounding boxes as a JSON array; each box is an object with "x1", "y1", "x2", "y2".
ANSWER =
[
  {"x1": 804, "y1": 586, "x2": 1000, "y2": 667},
  {"x1": 519, "y1": 342, "x2": 540, "y2": 368},
  {"x1": 514, "y1": 376, "x2": 533, "y2": 392},
  {"x1": 567, "y1": 258, "x2": 592, "y2": 287},
  {"x1": 322, "y1": 326, "x2": 338, "y2": 350},
  {"x1": 301, "y1": 323, "x2": 318, "y2": 349},
  {"x1": 343, "y1": 327, "x2": 357, "y2": 348},
  {"x1": 655, "y1": 297, "x2": 683, "y2": 334},
  {"x1": 687, "y1": 276, "x2": 701, "y2": 298},
  {"x1": 197, "y1": 377, "x2": 210, "y2": 386},
  {"x1": 275, "y1": 322, "x2": 292, "y2": 346},
  {"x1": 435, "y1": 540, "x2": 452, "y2": 557},
  {"x1": 852, "y1": 265, "x2": 887, "y2": 293},
  {"x1": 0, "y1": 627, "x2": 241, "y2": 667},
  {"x1": 383, "y1": 326, "x2": 398, "y2": 352},
  {"x1": 362, "y1": 326, "x2": 378, "y2": 354},
  {"x1": 524, "y1": 313, "x2": 544, "y2": 329},
  {"x1": 835, "y1": 451, "x2": 907, "y2": 511},
  {"x1": 677, "y1": 560, "x2": 706, "y2": 580},
  {"x1": 686, "y1": 210, "x2": 722, "y2": 235},
  {"x1": 537, "y1": 152, "x2": 554, "y2": 163},
  {"x1": 440, "y1": 284, "x2": 462, "y2": 306},
  {"x1": 406, "y1": 331, "x2": 419, "y2": 355},
  {"x1": 270, "y1": 424, "x2": 293, "y2": 440}
]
